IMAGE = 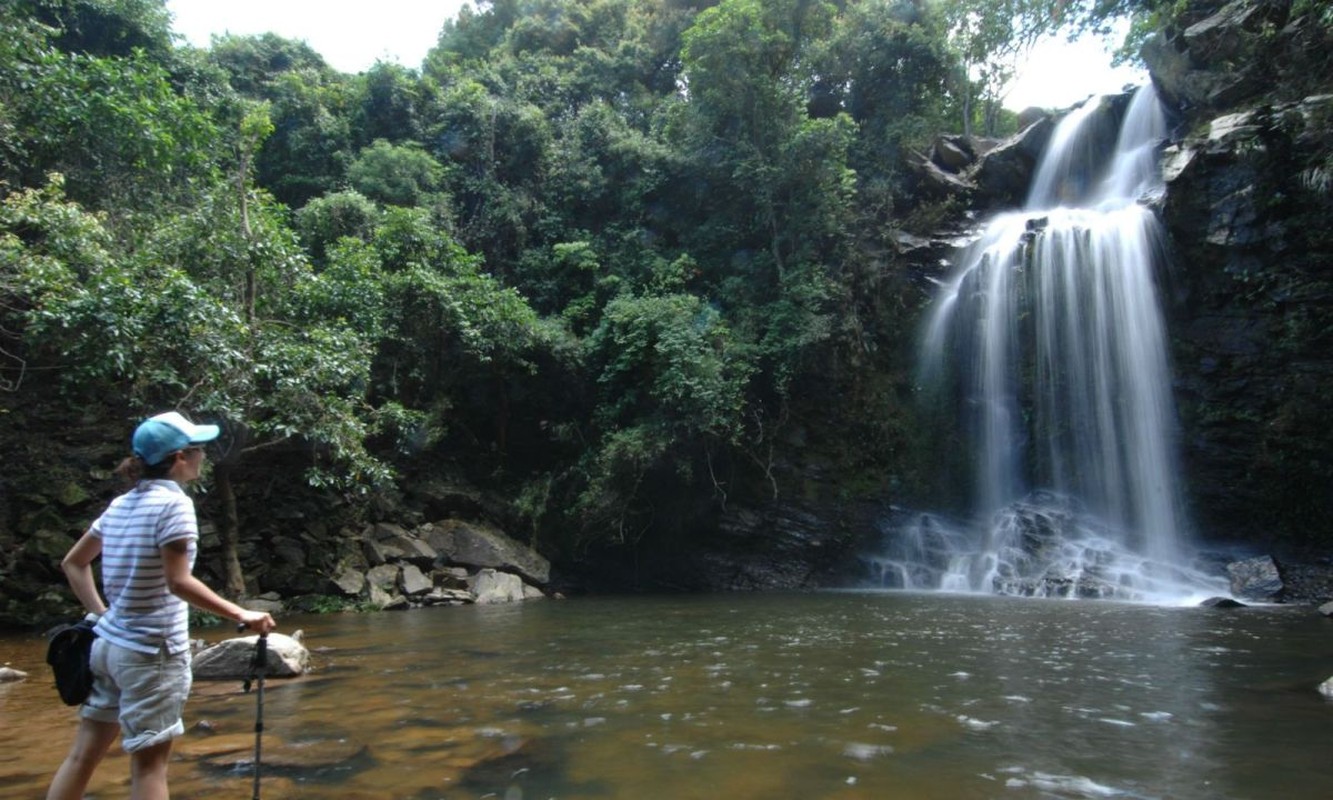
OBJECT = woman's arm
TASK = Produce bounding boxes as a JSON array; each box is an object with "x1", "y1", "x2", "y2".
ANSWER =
[
  {"x1": 161, "y1": 540, "x2": 276, "y2": 633},
  {"x1": 60, "y1": 531, "x2": 107, "y2": 617}
]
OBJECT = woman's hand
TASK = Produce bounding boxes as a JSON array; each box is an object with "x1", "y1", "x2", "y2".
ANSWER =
[{"x1": 237, "y1": 609, "x2": 276, "y2": 634}]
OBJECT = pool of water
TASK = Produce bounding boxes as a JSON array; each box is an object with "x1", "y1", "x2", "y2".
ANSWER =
[{"x1": 3, "y1": 591, "x2": 1330, "y2": 799}]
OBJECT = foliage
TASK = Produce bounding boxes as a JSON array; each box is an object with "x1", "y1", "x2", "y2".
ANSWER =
[
  {"x1": 294, "y1": 189, "x2": 383, "y2": 266},
  {"x1": 14, "y1": 0, "x2": 175, "y2": 60},
  {"x1": 347, "y1": 140, "x2": 447, "y2": 207},
  {"x1": 19, "y1": 0, "x2": 1299, "y2": 583},
  {"x1": 2, "y1": 35, "x2": 222, "y2": 213},
  {"x1": 574, "y1": 291, "x2": 750, "y2": 539}
]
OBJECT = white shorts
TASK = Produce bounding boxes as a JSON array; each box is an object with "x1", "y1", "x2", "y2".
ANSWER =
[{"x1": 82, "y1": 637, "x2": 192, "y2": 752}]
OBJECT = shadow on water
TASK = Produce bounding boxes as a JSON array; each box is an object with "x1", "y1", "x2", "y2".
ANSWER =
[{"x1": 3, "y1": 593, "x2": 1331, "y2": 799}]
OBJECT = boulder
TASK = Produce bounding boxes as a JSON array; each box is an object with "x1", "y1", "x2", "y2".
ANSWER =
[
  {"x1": 1199, "y1": 596, "x2": 1247, "y2": 608},
  {"x1": 970, "y1": 116, "x2": 1056, "y2": 209},
  {"x1": 932, "y1": 135, "x2": 976, "y2": 172},
  {"x1": 911, "y1": 155, "x2": 975, "y2": 200},
  {"x1": 469, "y1": 568, "x2": 527, "y2": 604},
  {"x1": 192, "y1": 632, "x2": 309, "y2": 680},
  {"x1": 365, "y1": 564, "x2": 400, "y2": 594},
  {"x1": 367, "y1": 582, "x2": 397, "y2": 609},
  {"x1": 420, "y1": 587, "x2": 474, "y2": 606},
  {"x1": 371, "y1": 522, "x2": 438, "y2": 566},
  {"x1": 240, "y1": 597, "x2": 284, "y2": 615},
  {"x1": 399, "y1": 564, "x2": 433, "y2": 596},
  {"x1": 1226, "y1": 555, "x2": 1284, "y2": 601},
  {"x1": 329, "y1": 566, "x2": 366, "y2": 597},
  {"x1": 426, "y1": 520, "x2": 550, "y2": 585}
]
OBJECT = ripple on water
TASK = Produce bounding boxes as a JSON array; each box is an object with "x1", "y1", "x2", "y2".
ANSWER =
[
  {"x1": 1001, "y1": 768, "x2": 1125, "y2": 798},
  {"x1": 842, "y1": 742, "x2": 894, "y2": 761}
]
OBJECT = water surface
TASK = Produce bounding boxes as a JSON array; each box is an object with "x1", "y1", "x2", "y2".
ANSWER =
[{"x1": 2, "y1": 592, "x2": 1330, "y2": 799}]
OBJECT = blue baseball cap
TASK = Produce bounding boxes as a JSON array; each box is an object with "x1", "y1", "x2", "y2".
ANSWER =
[{"x1": 132, "y1": 411, "x2": 220, "y2": 466}]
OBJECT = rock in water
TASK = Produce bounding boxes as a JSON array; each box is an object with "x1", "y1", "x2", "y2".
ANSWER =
[
  {"x1": 192, "y1": 632, "x2": 310, "y2": 680},
  {"x1": 1225, "y1": 555, "x2": 1283, "y2": 601}
]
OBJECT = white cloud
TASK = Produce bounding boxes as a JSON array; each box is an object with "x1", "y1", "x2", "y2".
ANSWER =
[
  {"x1": 1005, "y1": 28, "x2": 1147, "y2": 111},
  {"x1": 166, "y1": 0, "x2": 472, "y2": 73}
]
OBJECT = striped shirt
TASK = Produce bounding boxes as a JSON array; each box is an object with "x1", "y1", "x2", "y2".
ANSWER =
[{"x1": 90, "y1": 479, "x2": 197, "y2": 655}]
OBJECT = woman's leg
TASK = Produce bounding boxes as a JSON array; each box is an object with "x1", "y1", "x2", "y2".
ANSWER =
[
  {"x1": 129, "y1": 738, "x2": 174, "y2": 800},
  {"x1": 45, "y1": 717, "x2": 119, "y2": 800}
]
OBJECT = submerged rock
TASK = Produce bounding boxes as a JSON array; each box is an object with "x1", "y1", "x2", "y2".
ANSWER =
[{"x1": 1199, "y1": 596, "x2": 1247, "y2": 608}]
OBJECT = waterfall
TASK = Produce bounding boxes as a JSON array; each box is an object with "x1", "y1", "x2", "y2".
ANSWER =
[{"x1": 891, "y1": 86, "x2": 1227, "y2": 602}]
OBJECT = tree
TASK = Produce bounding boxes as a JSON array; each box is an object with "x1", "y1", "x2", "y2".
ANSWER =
[
  {"x1": 14, "y1": 0, "x2": 175, "y2": 61},
  {"x1": 826, "y1": 0, "x2": 952, "y2": 196},
  {"x1": 933, "y1": 0, "x2": 1051, "y2": 135},
  {"x1": 2, "y1": 32, "x2": 221, "y2": 215},
  {"x1": 575, "y1": 291, "x2": 750, "y2": 544},
  {"x1": 208, "y1": 34, "x2": 353, "y2": 208},
  {"x1": 347, "y1": 140, "x2": 447, "y2": 207},
  {"x1": 294, "y1": 189, "x2": 383, "y2": 266},
  {"x1": 671, "y1": 0, "x2": 853, "y2": 394},
  {"x1": 350, "y1": 62, "x2": 430, "y2": 148}
]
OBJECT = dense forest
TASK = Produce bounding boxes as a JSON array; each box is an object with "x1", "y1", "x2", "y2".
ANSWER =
[{"x1": 4, "y1": 0, "x2": 1330, "y2": 621}]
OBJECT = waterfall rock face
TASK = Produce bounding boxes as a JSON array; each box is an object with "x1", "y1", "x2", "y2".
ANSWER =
[
  {"x1": 1146, "y1": 2, "x2": 1333, "y2": 553},
  {"x1": 902, "y1": 84, "x2": 1231, "y2": 601}
]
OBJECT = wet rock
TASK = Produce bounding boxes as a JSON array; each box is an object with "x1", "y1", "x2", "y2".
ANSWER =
[
  {"x1": 469, "y1": 568, "x2": 526, "y2": 604},
  {"x1": 1200, "y1": 596, "x2": 1247, "y2": 608},
  {"x1": 1319, "y1": 601, "x2": 1333, "y2": 618},
  {"x1": 1319, "y1": 677, "x2": 1333, "y2": 699},
  {"x1": 187, "y1": 732, "x2": 368, "y2": 771},
  {"x1": 192, "y1": 632, "x2": 310, "y2": 680},
  {"x1": 382, "y1": 593, "x2": 411, "y2": 610},
  {"x1": 970, "y1": 116, "x2": 1056, "y2": 209},
  {"x1": 1226, "y1": 555, "x2": 1284, "y2": 601}
]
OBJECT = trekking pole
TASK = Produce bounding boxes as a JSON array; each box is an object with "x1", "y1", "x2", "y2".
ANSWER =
[{"x1": 239, "y1": 623, "x2": 268, "y2": 800}]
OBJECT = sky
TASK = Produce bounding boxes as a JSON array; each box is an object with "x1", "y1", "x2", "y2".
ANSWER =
[{"x1": 165, "y1": 0, "x2": 1145, "y2": 111}]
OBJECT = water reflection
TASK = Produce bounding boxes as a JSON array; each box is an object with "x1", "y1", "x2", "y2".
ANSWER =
[{"x1": 2, "y1": 593, "x2": 1330, "y2": 799}]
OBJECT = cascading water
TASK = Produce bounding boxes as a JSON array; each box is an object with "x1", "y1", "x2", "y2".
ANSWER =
[{"x1": 874, "y1": 85, "x2": 1228, "y2": 602}]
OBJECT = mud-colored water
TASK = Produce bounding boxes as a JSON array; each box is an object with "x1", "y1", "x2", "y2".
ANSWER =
[{"x1": 3, "y1": 592, "x2": 1330, "y2": 799}]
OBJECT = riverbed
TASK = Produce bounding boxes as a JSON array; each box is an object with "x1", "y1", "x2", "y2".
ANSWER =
[{"x1": 2, "y1": 592, "x2": 1330, "y2": 799}]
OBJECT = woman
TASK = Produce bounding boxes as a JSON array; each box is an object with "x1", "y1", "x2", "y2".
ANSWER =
[{"x1": 47, "y1": 411, "x2": 276, "y2": 800}]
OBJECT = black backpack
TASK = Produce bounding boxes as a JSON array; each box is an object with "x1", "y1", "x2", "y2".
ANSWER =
[{"x1": 45, "y1": 619, "x2": 97, "y2": 706}]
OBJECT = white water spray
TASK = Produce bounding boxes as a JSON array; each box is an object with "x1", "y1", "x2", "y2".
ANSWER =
[{"x1": 887, "y1": 86, "x2": 1227, "y2": 602}]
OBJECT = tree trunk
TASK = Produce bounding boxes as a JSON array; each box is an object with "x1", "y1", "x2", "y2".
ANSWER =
[{"x1": 212, "y1": 463, "x2": 247, "y2": 597}]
